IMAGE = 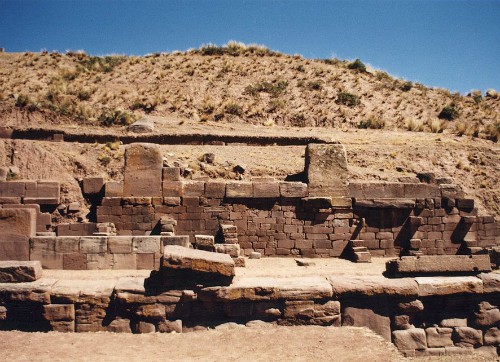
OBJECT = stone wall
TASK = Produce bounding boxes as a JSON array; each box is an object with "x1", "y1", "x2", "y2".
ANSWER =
[{"x1": 1, "y1": 272, "x2": 499, "y2": 357}]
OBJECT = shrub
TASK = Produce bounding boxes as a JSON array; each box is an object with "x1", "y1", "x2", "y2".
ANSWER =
[
  {"x1": 429, "y1": 118, "x2": 446, "y2": 133},
  {"x1": 454, "y1": 121, "x2": 467, "y2": 136},
  {"x1": 130, "y1": 98, "x2": 157, "y2": 113},
  {"x1": 484, "y1": 121, "x2": 499, "y2": 142},
  {"x1": 405, "y1": 118, "x2": 424, "y2": 132},
  {"x1": 347, "y1": 59, "x2": 366, "y2": 72},
  {"x1": 307, "y1": 81, "x2": 322, "y2": 91},
  {"x1": 78, "y1": 55, "x2": 127, "y2": 73},
  {"x1": 98, "y1": 109, "x2": 135, "y2": 127},
  {"x1": 400, "y1": 81, "x2": 413, "y2": 92},
  {"x1": 224, "y1": 101, "x2": 243, "y2": 116},
  {"x1": 76, "y1": 88, "x2": 93, "y2": 101},
  {"x1": 438, "y1": 103, "x2": 459, "y2": 120},
  {"x1": 336, "y1": 92, "x2": 361, "y2": 107},
  {"x1": 15, "y1": 94, "x2": 30, "y2": 108},
  {"x1": 358, "y1": 116, "x2": 385, "y2": 129},
  {"x1": 244, "y1": 80, "x2": 288, "y2": 97}
]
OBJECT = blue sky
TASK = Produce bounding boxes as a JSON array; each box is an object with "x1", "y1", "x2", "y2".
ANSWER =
[{"x1": 1, "y1": 0, "x2": 499, "y2": 93}]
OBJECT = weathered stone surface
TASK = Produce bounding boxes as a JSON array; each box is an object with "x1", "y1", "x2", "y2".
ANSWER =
[
  {"x1": 397, "y1": 299, "x2": 424, "y2": 313},
  {"x1": 343, "y1": 305, "x2": 391, "y2": 341},
  {"x1": 415, "y1": 276, "x2": 483, "y2": 296},
  {"x1": 386, "y1": 255, "x2": 491, "y2": 275},
  {"x1": 194, "y1": 235, "x2": 215, "y2": 251},
  {"x1": 108, "y1": 236, "x2": 133, "y2": 254},
  {"x1": 0, "y1": 208, "x2": 37, "y2": 237},
  {"x1": 0, "y1": 278, "x2": 57, "y2": 304},
  {"x1": 284, "y1": 300, "x2": 314, "y2": 320},
  {"x1": 123, "y1": 143, "x2": 163, "y2": 197},
  {"x1": 200, "y1": 276, "x2": 332, "y2": 301},
  {"x1": 107, "y1": 318, "x2": 132, "y2": 333},
  {"x1": 328, "y1": 276, "x2": 418, "y2": 298},
  {"x1": 134, "y1": 321, "x2": 156, "y2": 333},
  {"x1": 136, "y1": 303, "x2": 165, "y2": 320},
  {"x1": 158, "y1": 319, "x2": 182, "y2": 333},
  {"x1": 162, "y1": 245, "x2": 235, "y2": 277},
  {"x1": 305, "y1": 143, "x2": 349, "y2": 197},
  {"x1": 392, "y1": 329, "x2": 427, "y2": 350},
  {"x1": 50, "y1": 320, "x2": 75, "y2": 332},
  {"x1": 393, "y1": 315, "x2": 413, "y2": 330},
  {"x1": 80, "y1": 236, "x2": 107, "y2": 254},
  {"x1": 0, "y1": 233, "x2": 30, "y2": 261},
  {"x1": 226, "y1": 182, "x2": 253, "y2": 198},
  {"x1": 82, "y1": 177, "x2": 104, "y2": 195},
  {"x1": 355, "y1": 198, "x2": 415, "y2": 209},
  {"x1": 50, "y1": 279, "x2": 115, "y2": 304},
  {"x1": 279, "y1": 182, "x2": 308, "y2": 198},
  {"x1": 215, "y1": 244, "x2": 240, "y2": 258},
  {"x1": 162, "y1": 235, "x2": 190, "y2": 248},
  {"x1": 440, "y1": 318, "x2": 467, "y2": 327},
  {"x1": 43, "y1": 304, "x2": 75, "y2": 321},
  {"x1": 453, "y1": 327, "x2": 483, "y2": 347},
  {"x1": 253, "y1": 182, "x2": 279, "y2": 198},
  {"x1": 0, "y1": 261, "x2": 42, "y2": 282},
  {"x1": 104, "y1": 181, "x2": 123, "y2": 197},
  {"x1": 484, "y1": 327, "x2": 500, "y2": 345},
  {"x1": 132, "y1": 236, "x2": 161, "y2": 254},
  {"x1": 474, "y1": 301, "x2": 500, "y2": 328},
  {"x1": 313, "y1": 300, "x2": 341, "y2": 326},
  {"x1": 478, "y1": 273, "x2": 500, "y2": 293},
  {"x1": 128, "y1": 118, "x2": 154, "y2": 133},
  {"x1": 426, "y1": 327, "x2": 454, "y2": 347}
]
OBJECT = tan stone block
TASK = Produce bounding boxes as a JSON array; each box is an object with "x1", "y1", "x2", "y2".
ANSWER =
[
  {"x1": 0, "y1": 233, "x2": 30, "y2": 261},
  {"x1": 108, "y1": 236, "x2": 133, "y2": 254},
  {"x1": 82, "y1": 177, "x2": 105, "y2": 195},
  {"x1": 43, "y1": 304, "x2": 75, "y2": 321},
  {"x1": 0, "y1": 260, "x2": 42, "y2": 282},
  {"x1": 80, "y1": 236, "x2": 107, "y2": 254},
  {"x1": 123, "y1": 143, "x2": 163, "y2": 197},
  {"x1": 113, "y1": 254, "x2": 137, "y2": 269},
  {"x1": 226, "y1": 182, "x2": 253, "y2": 198},
  {"x1": 104, "y1": 181, "x2": 123, "y2": 197},
  {"x1": 132, "y1": 236, "x2": 161, "y2": 253},
  {"x1": 0, "y1": 208, "x2": 37, "y2": 237},
  {"x1": 253, "y1": 182, "x2": 279, "y2": 198}
]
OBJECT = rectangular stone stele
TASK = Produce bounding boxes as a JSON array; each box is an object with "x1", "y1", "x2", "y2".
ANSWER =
[
  {"x1": 386, "y1": 255, "x2": 492, "y2": 276},
  {"x1": 162, "y1": 245, "x2": 235, "y2": 277},
  {"x1": 123, "y1": 143, "x2": 163, "y2": 197},
  {"x1": 305, "y1": 143, "x2": 349, "y2": 197},
  {"x1": 0, "y1": 260, "x2": 42, "y2": 282}
]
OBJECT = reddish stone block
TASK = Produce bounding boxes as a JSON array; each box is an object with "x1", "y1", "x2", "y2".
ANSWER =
[
  {"x1": 205, "y1": 182, "x2": 226, "y2": 198},
  {"x1": 182, "y1": 181, "x2": 205, "y2": 197},
  {"x1": 162, "y1": 167, "x2": 181, "y2": 181},
  {"x1": 226, "y1": 182, "x2": 253, "y2": 198},
  {"x1": 104, "y1": 182, "x2": 123, "y2": 197},
  {"x1": 162, "y1": 181, "x2": 183, "y2": 197},
  {"x1": 63, "y1": 253, "x2": 87, "y2": 270},
  {"x1": 253, "y1": 182, "x2": 280, "y2": 198},
  {"x1": 82, "y1": 177, "x2": 105, "y2": 195}
]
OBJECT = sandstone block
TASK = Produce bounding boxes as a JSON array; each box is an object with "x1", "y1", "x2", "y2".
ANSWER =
[
  {"x1": 249, "y1": 252, "x2": 261, "y2": 259},
  {"x1": 63, "y1": 253, "x2": 87, "y2": 270},
  {"x1": 205, "y1": 182, "x2": 226, "y2": 198},
  {"x1": 253, "y1": 182, "x2": 279, "y2": 198},
  {"x1": 162, "y1": 167, "x2": 181, "y2": 181},
  {"x1": 392, "y1": 329, "x2": 427, "y2": 350},
  {"x1": 343, "y1": 305, "x2": 391, "y2": 341},
  {"x1": 484, "y1": 327, "x2": 500, "y2": 345},
  {"x1": 279, "y1": 182, "x2": 308, "y2": 198},
  {"x1": 108, "y1": 236, "x2": 133, "y2": 254},
  {"x1": 132, "y1": 236, "x2": 161, "y2": 253},
  {"x1": 284, "y1": 300, "x2": 314, "y2": 320},
  {"x1": 107, "y1": 318, "x2": 132, "y2": 333},
  {"x1": 0, "y1": 233, "x2": 30, "y2": 261},
  {"x1": 453, "y1": 327, "x2": 483, "y2": 347},
  {"x1": 226, "y1": 182, "x2": 253, "y2": 198},
  {"x1": 79, "y1": 236, "x2": 107, "y2": 254},
  {"x1": 440, "y1": 318, "x2": 467, "y2": 327},
  {"x1": 50, "y1": 320, "x2": 74, "y2": 332},
  {"x1": 0, "y1": 261, "x2": 42, "y2": 282},
  {"x1": 158, "y1": 319, "x2": 182, "y2": 333},
  {"x1": 426, "y1": 327, "x2": 454, "y2": 347},
  {"x1": 475, "y1": 301, "x2": 500, "y2": 328},
  {"x1": 134, "y1": 321, "x2": 156, "y2": 333},
  {"x1": 82, "y1": 177, "x2": 105, "y2": 195},
  {"x1": 415, "y1": 276, "x2": 483, "y2": 296},
  {"x1": 162, "y1": 181, "x2": 183, "y2": 197},
  {"x1": 478, "y1": 273, "x2": 500, "y2": 293},
  {"x1": 182, "y1": 181, "x2": 205, "y2": 196},
  {"x1": 0, "y1": 208, "x2": 37, "y2": 237},
  {"x1": 386, "y1": 255, "x2": 491, "y2": 276},
  {"x1": 161, "y1": 235, "x2": 190, "y2": 248},
  {"x1": 305, "y1": 143, "x2": 349, "y2": 197},
  {"x1": 43, "y1": 304, "x2": 75, "y2": 321},
  {"x1": 162, "y1": 245, "x2": 235, "y2": 277},
  {"x1": 194, "y1": 235, "x2": 215, "y2": 251},
  {"x1": 123, "y1": 143, "x2": 163, "y2": 197},
  {"x1": 104, "y1": 181, "x2": 123, "y2": 197},
  {"x1": 215, "y1": 244, "x2": 240, "y2": 258}
]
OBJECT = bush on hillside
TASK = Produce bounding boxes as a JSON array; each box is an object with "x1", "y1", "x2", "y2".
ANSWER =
[
  {"x1": 336, "y1": 92, "x2": 361, "y2": 107},
  {"x1": 347, "y1": 59, "x2": 366, "y2": 72},
  {"x1": 438, "y1": 103, "x2": 459, "y2": 120}
]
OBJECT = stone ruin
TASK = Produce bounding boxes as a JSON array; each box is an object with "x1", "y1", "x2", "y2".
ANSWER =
[{"x1": 1, "y1": 140, "x2": 500, "y2": 357}]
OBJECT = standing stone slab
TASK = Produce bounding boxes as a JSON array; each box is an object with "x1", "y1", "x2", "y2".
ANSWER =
[
  {"x1": 0, "y1": 234, "x2": 30, "y2": 261},
  {"x1": 392, "y1": 329, "x2": 427, "y2": 350},
  {"x1": 0, "y1": 261, "x2": 42, "y2": 282},
  {"x1": 0, "y1": 208, "x2": 37, "y2": 237},
  {"x1": 343, "y1": 304, "x2": 391, "y2": 341},
  {"x1": 162, "y1": 245, "x2": 235, "y2": 277},
  {"x1": 305, "y1": 143, "x2": 349, "y2": 197},
  {"x1": 123, "y1": 143, "x2": 163, "y2": 197}
]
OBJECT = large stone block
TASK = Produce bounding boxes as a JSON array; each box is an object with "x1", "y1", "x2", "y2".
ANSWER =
[
  {"x1": 123, "y1": 143, "x2": 163, "y2": 197},
  {"x1": 104, "y1": 181, "x2": 123, "y2": 197},
  {"x1": 426, "y1": 327, "x2": 454, "y2": 347},
  {"x1": 79, "y1": 236, "x2": 107, "y2": 254},
  {"x1": 253, "y1": 182, "x2": 279, "y2": 198},
  {"x1": 0, "y1": 261, "x2": 42, "y2": 282},
  {"x1": 386, "y1": 255, "x2": 491, "y2": 276},
  {"x1": 0, "y1": 208, "x2": 37, "y2": 237},
  {"x1": 0, "y1": 233, "x2": 30, "y2": 261},
  {"x1": 82, "y1": 177, "x2": 105, "y2": 195},
  {"x1": 305, "y1": 143, "x2": 349, "y2": 197},
  {"x1": 43, "y1": 304, "x2": 75, "y2": 321},
  {"x1": 132, "y1": 236, "x2": 161, "y2": 254},
  {"x1": 226, "y1": 182, "x2": 253, "y2": 198},
  {"x1": 392, "y1": 329, "x2": 427, "y2": 350},
  {"x1": 279, "y1": 182, "x2": 308, "y2": 198},
  {"x1": 453, "y1": 327, "x2": 483, "y2": 347},
  {"x1": 415, "y1": 276, "x2": 483, "y2": 296},
  {"x1": 343, "y1": 304, "x2": 391, "y2": 341},
  {"x1": 162, "y1": 245, "x2": 235, "y2": 277}
]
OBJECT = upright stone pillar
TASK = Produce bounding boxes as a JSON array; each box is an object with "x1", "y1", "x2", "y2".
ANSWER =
[
  {"x1": 123, "y1": 143, "x2": 163, "y2": 197},
  {"x1": 305, "y1": 143, "x2": 349, "y2": 198}
]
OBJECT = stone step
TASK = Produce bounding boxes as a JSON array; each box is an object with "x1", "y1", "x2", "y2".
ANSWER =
[
  {"x1": 354, "y1": 251, "x2": 372, "y2": 263},
  {"x1": 352, "y1": 246, "x2": 368, "y2": 252}
]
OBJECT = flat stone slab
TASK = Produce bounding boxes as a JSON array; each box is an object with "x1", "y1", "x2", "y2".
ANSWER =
[
  {"x1": 0, "y1": 278, "x2": 57, "y2": 304},
  {"x1": 386, "y1": 255, "x2": 491, "y2": 276},
  {"x1": 415, "y1": 276, "x2": 483, "y2": 296},
  {"x1": 478, "y1": 272, "x2": 500, "y2": 293},
  {"x1": 51, "y1": 279, "x2": 116, "y2": 304},
  {"x1": 328, "y1": 275, "x2": 418, "y2": 298},
  {"x1": 162, "y1": 245, "x2": 235, "y2": 277},
  {"x1": 199, "y1": 276, "x2": 333, "y2": 301},
  {"x1": 0, "y1": 260, "x2": 42, "y2": 282}
]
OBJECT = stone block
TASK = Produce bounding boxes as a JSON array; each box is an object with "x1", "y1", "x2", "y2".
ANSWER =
[
  {"x1": 284, "y1": 300, "x2": 314, "y2": 320},
  {"x1": 63, "y1": 253, "x2": 87, "y2": 270},
  {"x1": 392, "y1": 329, "x2": 427, "y2": 350},
  {"x1": 86, "y1": 253, "x2": 113, "y2": 270},
  {"x1": 162, "y1": 181, "x2": 183, "y2": 197},
  {"x1": 0, "y1": 261, "x2": 42, "y2": 282},
  {"x1": 43, "y1": 304, "x2": 75, "y2": 321},
  {"x1": 415, "y1": 276, "x2": 483, "y2": 296},
  {"x1": 205, "y1": 182, "x2": 226, "y2": 198},
  {"x1": 0, "y1": 208, "x2": 37, "y2": 237},
  {"x1": 82, "y1": 177, "x2": 105, "y2": 195},
  {"x1": 50, "y1": 320, "x2": 75, "y2": 332},
  {"x1": 226, "y1": 182, "x2": 253, "y2": 198},
  {"x1": 279, "y1": 182, "x2": 308, "y2": 198},
  {"x1": 55, "y1": 237, "x2": 80, "y2": 253},
  {"x1": 79, "y1": 236, "x2": 107, "y2": 254},
  {"x1": 453, "y1": 327, "x2": 483, "y2": 347},
  {"x1": 134, "y1": 321, "x2": 156, "y2": 333},
  {"x1": 440, "y1": 318, "x2": 467, "y2": 327},
  {"x1": 132, "y1": 236, "x2": 161, "y2": 253},
  {"x1": 182, "y1": 181, "x2": 205, "y2": 197},
  {"x1": 123, "y1": 143, "x2": 163, "y2": 197},
  {"x1": 113, "y1": 254, "x2": 137, "y2": 269},
  {"x1": 215, "y1": 244, "x2": 240, "y2": 258},
  {"x1": 386, "y1": 255, "x2": 491, "y2": 275},
  {"x1": 107, "y1": 318, "x2": 132, "y2": 333},
  {"x1": 136, "y1": 253, "x2": 155, "y2": 270},
  {"x1": 475, "y1": 301, "x2": 500, "y2": 328},
  {"x1": 162, "y1": 167, "x2": 181, "y2": 181},
  {"x1": 0, "y1": 233, "x2": 30, "y2": 261},
  {"x1": 426, "y1": 327, "x2": 454, "y2": 347},
  {"x1": 194, "y1": 235, "x2": 215, "y2": 251},
  {"x1": 484, "y1": 327, "x2": 500, "y2": 345},
  {"x1": 343, "y1": 305, "x2": 391, "y2": 341},
  {"x1": 108, "y1": 236, "x2": 133, "y2": 254},
  {"x1": 104, "y1": 182, "x2": 123, "y2": 197},
  {"x1": 158, "y1": 319, "x2": 182, "y2": 333},
  {"x1": 162, "y1": 245, "x2": 235, "y2": 277},
  {"x1": 305, "y1": 143, "x2": 349, "y2": 197},
  {"x1": 253, "y1": 182, "x2": 279, "y2": 198},
  {"x1": 161, "y1": 235, "x2": 190, "y2": 248}
]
